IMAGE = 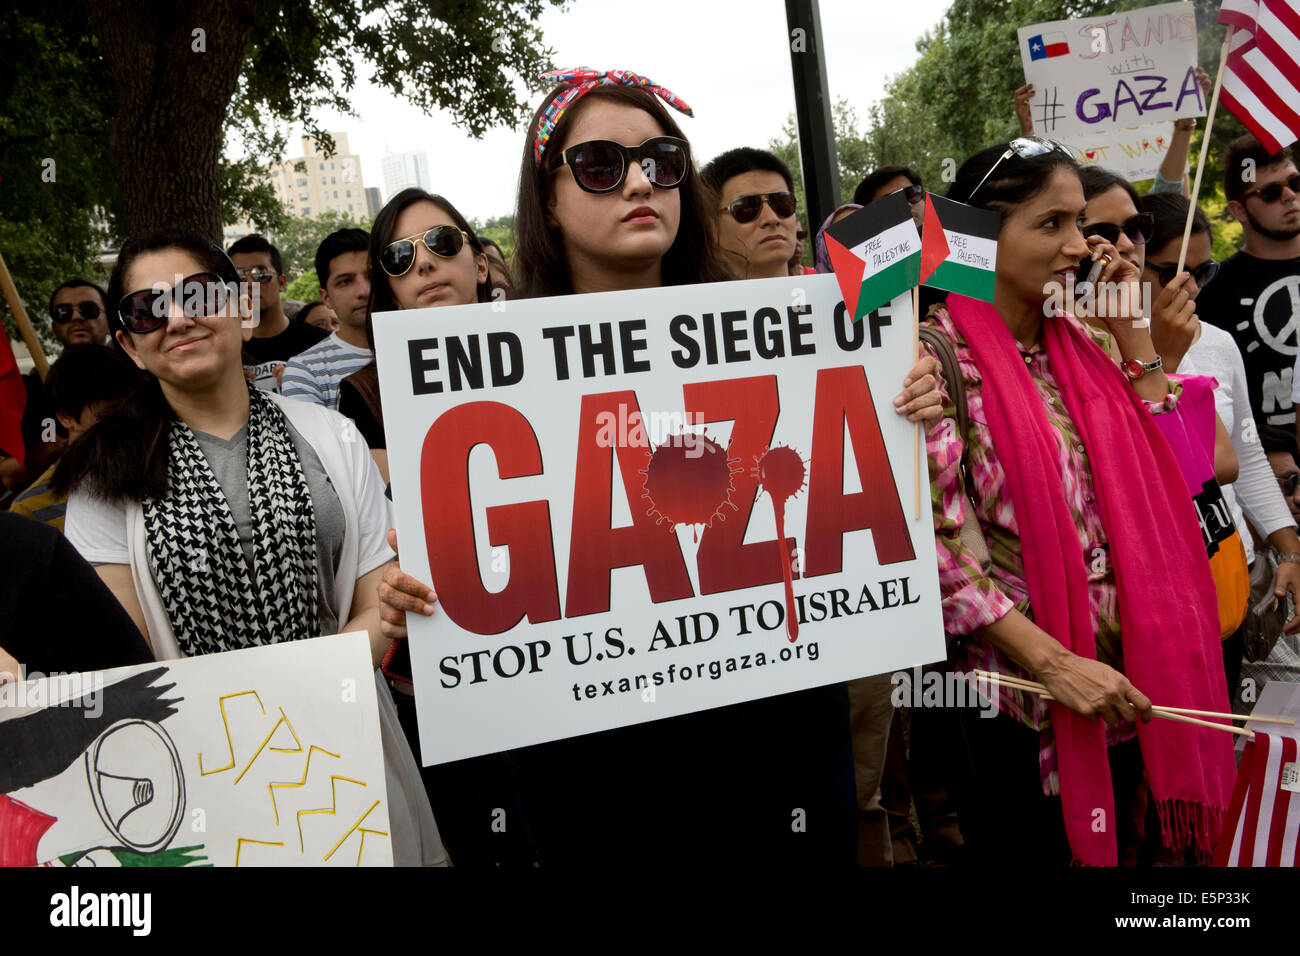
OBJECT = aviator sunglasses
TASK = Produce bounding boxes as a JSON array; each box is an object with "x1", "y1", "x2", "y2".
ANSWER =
[
  {"x1": 1083, "y1": 212, "x2": 1156, "y2": 247},
  {"x1": 380, "y1": 225, "x2": 472, "y2": 278},
  {"x1": 722, "y1": 191, "x2": 797, "y2": 224},
  {"x1": 51, "y1": 301, "x2": 104, "y2": 323},
  {"x1": 551, "y1": 136, "x2": 690, "y2": 195},
  {"x1": 117, "y1": 272, "x2": 235, "y2": 335}
]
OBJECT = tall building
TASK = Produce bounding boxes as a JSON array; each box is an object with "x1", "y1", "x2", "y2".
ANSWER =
[
  {"x1": 382, "y1": 148, "x2": 431, "y2": 199},
  {"x1": 270, "y1": 132, "x2": 369, "y2": 219},
  {"x1": 364, "y1": 187, "x2": 382, "y2": 218}
]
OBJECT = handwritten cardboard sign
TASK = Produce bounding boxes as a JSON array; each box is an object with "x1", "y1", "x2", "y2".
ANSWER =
[{"x1": 1019, "y1": 1, "x2": 1205, "y2": 140}]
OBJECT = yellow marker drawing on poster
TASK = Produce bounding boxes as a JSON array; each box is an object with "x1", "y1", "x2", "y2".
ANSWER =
[{"x1": 198, "y1": 690, "x2": 266, "y2": 775}]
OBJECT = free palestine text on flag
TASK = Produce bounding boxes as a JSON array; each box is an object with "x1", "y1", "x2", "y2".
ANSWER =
[
  {"x1": 920, "y1": 193, "x2": 1000, "y2": 304},
  {"x1": 823, "y1": 191, "x2": 922, "y2": 322}
]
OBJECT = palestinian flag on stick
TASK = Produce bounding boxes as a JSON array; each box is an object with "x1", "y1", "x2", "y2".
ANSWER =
[
  {"x1": 920, "y1": 193, "x2": 1000, "y2": 303},
  {"x1": 824, "y1": 191, "x2": 921, "y2": 322}
]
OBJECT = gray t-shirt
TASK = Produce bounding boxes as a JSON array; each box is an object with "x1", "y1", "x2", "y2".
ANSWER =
[{"x1": 191, "y1": 419, "x2": 346, "y2": 635}]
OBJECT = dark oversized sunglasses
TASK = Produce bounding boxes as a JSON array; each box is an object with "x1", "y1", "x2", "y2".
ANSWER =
[
  {"x1": 117, "y1": 272, "x2": 234, "y2": 334},
  {"x1": 1149, "y1": 259, "x2": 1219, "y2": 288},
  {"x1": 551, "y1": 136, "x2": 689, "y2": 194},
  {"x1": 894, "y1": 184, "x2": 924, "y2": 204},
  {"x1": 380, "y1": 225, "x2": 471, "y2": 278},
  {"x1": 1281, "y1": 473, "x2": 1300, "y2": 496},
  {"x1": 1242, "y1": 173, "x2": 1300, "y2": 204},
  {"x1": 1083, "y1": 212, "x2": 1155, "y2": 247},
  {"x1": 51, "y1": 301, "x2": 103, "y2": 323},
  {"x1": 723, "y1": 191, "x2": 797, "y2": 224}
]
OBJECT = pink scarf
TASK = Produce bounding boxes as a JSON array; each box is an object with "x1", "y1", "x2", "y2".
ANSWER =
[{"x1": 946, "y1": 294, "x2": 1235, "y2": 866}]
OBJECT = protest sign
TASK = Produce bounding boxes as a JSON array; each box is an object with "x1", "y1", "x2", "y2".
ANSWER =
[
  {"x1": 1018, "y1": 1, "x2": 1206, "y2": 140},
  {"x1": 0, "y1": 633, "x2": 392, "y2": 867},
  {"x1": 373, "y1": 274, "x2": 946, "y2": 766},
  {"x1": 1058, "y1": 122, "x2": 1176, "y2": 183}
]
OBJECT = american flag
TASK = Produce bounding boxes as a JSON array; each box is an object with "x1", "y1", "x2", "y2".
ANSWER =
[
  {"x1": 1218, "y1": 0, "x2": 1300, "y2": 154},
  {"x1": 1214, "y1": 731, "x2": 1300, "y2": 866}
]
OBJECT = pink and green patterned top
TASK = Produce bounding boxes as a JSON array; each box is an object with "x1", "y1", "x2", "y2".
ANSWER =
[{"x1": 922, "y1": 305, "x2": 1179, "y2": 795}]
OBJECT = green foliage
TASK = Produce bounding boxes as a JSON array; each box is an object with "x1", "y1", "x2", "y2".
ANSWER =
[
  {"x1": 2, "y1": 0, "x2": 566, "y2": 342},
  {"x1": 470, "y1": 214, "x2": 518, "y2": 262},
  {"x1": 284, "y1": 269, "x2": 321, "y2": 302},
  {"x1": 268, "y1": 209, "x2": 374, "y2": 280},
  {"x1": 0, "y1": 4, "x2": 116, "y2": 344}
]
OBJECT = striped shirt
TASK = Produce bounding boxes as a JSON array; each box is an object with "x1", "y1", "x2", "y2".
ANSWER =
[
  {"x1": 922, "y1": 305, "x2": 1178, "y2": 795},
  {"x1": 281, "y1": 333, "x2": 373, "y2": 409},
  {"x1": 11, "y1": 463, "x2": 66, "y2": 531}
]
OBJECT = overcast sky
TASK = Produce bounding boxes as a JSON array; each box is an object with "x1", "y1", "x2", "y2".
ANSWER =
[{"x1": 264, "y1": 0, "x2": 954, "y2": 222}]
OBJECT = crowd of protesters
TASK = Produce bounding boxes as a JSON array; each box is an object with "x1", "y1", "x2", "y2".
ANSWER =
[{"x1": 1, "y1": 64, "x2": 1299, "y2": 869}]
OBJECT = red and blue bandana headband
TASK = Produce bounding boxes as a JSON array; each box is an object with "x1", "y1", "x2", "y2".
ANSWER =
[{"x1": 533, "y1": 66, "x2": 694, "y2": 168}]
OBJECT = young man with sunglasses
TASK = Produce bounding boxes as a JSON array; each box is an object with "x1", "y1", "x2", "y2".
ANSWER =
[
  {"x1": 228, "y1": 233, "x2": 327, "y2": 392},
  {"x1": 282, "y1": 229, "x2": 373, "y2": 409},
  {"x1": 48, "y1": 280, "x2": 110, "y2": 350},
  {"x1": 702, "y1": 147, "x2": 799, "y2": 281},
  {"x1": 1195, "y1": 135, "x2": 1300, "y2": 431},
  {"x1": 854, "y1": 165, "x2": 926, "y2": 234}
]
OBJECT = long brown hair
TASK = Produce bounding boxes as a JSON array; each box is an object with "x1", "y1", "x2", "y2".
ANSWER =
[{"x1": 514, "y1": 84, "x2": 731, "y2": 297}]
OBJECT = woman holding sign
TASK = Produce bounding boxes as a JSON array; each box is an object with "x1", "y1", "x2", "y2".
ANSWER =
[
  {"x1": 378, "y1": 68, "x2": 944, "y2": 865},
  {"x1": 923, "y1": 140, "x2": 1235, "y2": 867}
]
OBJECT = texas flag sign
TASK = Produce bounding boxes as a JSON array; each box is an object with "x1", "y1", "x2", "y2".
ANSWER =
[
  {"x1": 1028, "y1": 31, "x2": 1069, "y2": 60},
  {"x1": 823, "y1": 191, "x2": 921, "y2": 323}
]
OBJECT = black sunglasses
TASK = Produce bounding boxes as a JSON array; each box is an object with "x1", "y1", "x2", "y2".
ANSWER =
[
  {"x1": 1083, "y1": 212, "x2": 1156, "y2": 247},
  {"x1": 894, "y1": 184, "x2": 924, "y2": 204},
  {"x1": 117, "y1": 272, "x2": 234, "y2": 334},
  {"x1": 1149, "y1": 259, "x2": 1219, "y2": 288},
  {"x1": 380, "y1": 225, "x2": 470, "y2": 278},
  {"x1": 1242, "y1": 174, "x2": 1300, "y2": 204},
  {"x1": 723, "y1": 191, "x2": 797, "y2": 224},
  {"x1": 551, "y1": 136, "x2": 690, "y2": 195},
  {"x1": 1281, "y1": 473, "x2": 1300, "y2": 496},
  {"x1": 51, "y1": 301, "x2": 103, "y2": 323}
]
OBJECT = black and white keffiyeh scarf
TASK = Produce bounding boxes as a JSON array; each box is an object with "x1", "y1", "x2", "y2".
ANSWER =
[{"x1": 143, "y1": 386, "x2": 318, "y2": 656}]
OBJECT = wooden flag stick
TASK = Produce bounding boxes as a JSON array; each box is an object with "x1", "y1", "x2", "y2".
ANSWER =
[
  {"x1": 913, "y1": 285, "x2": 922, "y2": 519},
  {"x1": 1177, "y1": 26, "x2": 1234, "y2": 275},
  {"x1": 0, "y1": 248, "x2": 49, "y2": 381}
]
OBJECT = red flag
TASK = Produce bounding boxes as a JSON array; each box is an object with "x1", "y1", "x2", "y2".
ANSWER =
[
  {"x1": 1214, "y1": 731, "x2": 1300, "y2": 866},
  {"x1": 0, "y1": 332, "x2": 26, "y2": 466},
  {"x1": 1218, "y1": 0, "x2": 1300, "y2": 154},
  {"x1": 919, "y1": 193, "x2": 951, "y2": 286}
]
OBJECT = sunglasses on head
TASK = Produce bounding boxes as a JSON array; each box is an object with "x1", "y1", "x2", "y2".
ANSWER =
[
  {"x1": 1148, "y1": 258, "x2": 1219, "y2": 288},
  {"x1": 51, "y1": 301, "x2": 103, "y2": 323},
  {"x1": 117, "y1": 272, "x2": 234, "y2": 335},
  {"x1": 380, "y1": 225, "x2": 470, "y2": 278},
  {"x1": 1242, "y1": 173, "x2": 1300, "y2": 204},
  {"x1": 1083, "y1": 212, "x2": 1155, "y2": 247},
  {"x1": 722, "y1": 191, "x2": 797, "y2": 224},
  {"x1": 551, "y1": 136, "x2": 690, "y2": 195},
  {"x1": 970, "y1": 137, "x2": 1075, "y2": 202}
]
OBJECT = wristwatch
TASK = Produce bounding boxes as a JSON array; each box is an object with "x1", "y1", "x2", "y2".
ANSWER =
[{"x1": 1121, "y1": 355, "x2": 1163, "y2": 381}]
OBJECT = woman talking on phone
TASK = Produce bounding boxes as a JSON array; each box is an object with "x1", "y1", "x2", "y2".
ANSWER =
[{"x1": 923, "y1": 140, "x2": 1235, "y2": 867}]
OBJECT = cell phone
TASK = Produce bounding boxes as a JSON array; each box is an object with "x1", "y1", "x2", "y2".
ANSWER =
[{"x1": 1073, "y1": 255, "x2": 1105, "y2": 299}]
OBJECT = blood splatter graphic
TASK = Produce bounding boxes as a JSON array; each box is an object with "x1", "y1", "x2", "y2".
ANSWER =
[
  {"x1": 755, "y1": 444, "x2": 808, "y2": 642},
  {"x1": 640, "y1": 431, "x2": 740, "y2": 542}
]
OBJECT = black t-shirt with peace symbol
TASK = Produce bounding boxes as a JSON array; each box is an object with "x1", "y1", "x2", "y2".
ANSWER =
[{"x1": 1199, "y1": 250, "x2": 1300, "y2": 429}]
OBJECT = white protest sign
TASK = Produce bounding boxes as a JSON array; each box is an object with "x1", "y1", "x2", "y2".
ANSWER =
[
  {"x1": 1059, "y1": 122, "x2": 1177, "y2": 183},
  {"x1": 373, "y1": 274, "x2": 946, "y2": 766},
  {"x1": 1019, "y1": 1, "x2": 1205, "y2": 140},
  {"x1": 0, "y1": 633, "x2": 392, "y2": 867}
]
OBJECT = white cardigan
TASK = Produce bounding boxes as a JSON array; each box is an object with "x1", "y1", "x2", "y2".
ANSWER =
[{"x1": 65, "y1": 392, "x2": 394, "y2": 659}]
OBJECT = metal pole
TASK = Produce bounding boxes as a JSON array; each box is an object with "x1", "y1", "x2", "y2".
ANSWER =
[{"x1": 785, "y1": 0, "x2": 841, "y2": 227}]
